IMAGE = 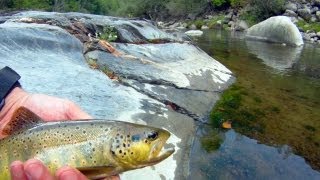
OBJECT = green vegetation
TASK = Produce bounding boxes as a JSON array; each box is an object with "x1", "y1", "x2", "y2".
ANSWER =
[
  {"x1": 297, "y1": 20, "x2": 320, "y2": 32},
  {"x1": 0, "y1": 0, "x2": 286, "y2": 26},
  {"x1": 99, "y1": 26, "x2": 118, "y2": 42},
  {"x1": 249, "y1": 0, "x2": 285, "y2": 21},
  {"x1": 210, "y1": 85, "x2": 266, "y2": 133},
  {"x1": 200, "y1": 130, "x2": 223, "y2": 152}
]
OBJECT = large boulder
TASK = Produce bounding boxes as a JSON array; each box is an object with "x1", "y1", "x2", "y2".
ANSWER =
[{"x1": 246, "y1": 16, "x2": 304, "y2": 46}]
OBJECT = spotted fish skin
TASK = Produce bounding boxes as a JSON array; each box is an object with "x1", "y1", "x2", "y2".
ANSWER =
[{"x1": 0, "y1": 108, "x2": 174, "y2": 179}]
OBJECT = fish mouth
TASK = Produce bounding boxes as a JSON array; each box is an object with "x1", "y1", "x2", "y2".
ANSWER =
[
  {"x1": 148, "y1": 146, "x2": 175, "y2": 165},
  {"x1": 147, "y1": 131, "x2": 175, "y2": 165}
]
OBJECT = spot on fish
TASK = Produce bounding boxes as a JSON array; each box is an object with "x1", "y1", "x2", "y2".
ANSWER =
[
  {"x1": 83, "y1": 130, "x2": 86, "y2": 134},
  {"x1": 119, "y1": 150, "x2": 122, "y2": 154}
]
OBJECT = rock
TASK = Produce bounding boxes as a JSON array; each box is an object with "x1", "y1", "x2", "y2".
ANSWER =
[
  {"x1": 284, "y1": 9, "x2": 298, "y2": 17},
  {"x1": 311, "y1": 6, "x2": 319, "y2": 14},
  {"x1": 228, "y1": 21, "x2": 235, "y2": 27},
  {"x1": 310, "y1": 38, "x2": 315, "y2": 43},
  {"x1": 315, "y1": 0, "x2": 320, "y2": 7},
  {"x1": 309, "y1": 32, "x2": 317, "y2": 38},
  {"x1": 316, "y1": 11, "x2": 320, "y2": 20},
  {"x1": 205, "y1": 15, "x2": 213, "y2": 19},
  {"x1": 201, "y1": 25, "x2": 209, "y2": 30},
  {"x1": 284, "y1": 2, "x2": 298, "y2": 12},
  {"x1": 189, "y1": 24, "x2": 197, "y2": 30},
  {"x1": 317, "y1": 31, "x2": 320, "y2": 37},
  {"x1": 303, "y1": 33, "x2": 311, "y2": 40},
  {"x1": 306, "y1": 29, "x2": 315, "y2": 33},
  {"x1": 234, "y1": 20, "x2": 249, "y2": 31},
  {"x1": 185, "y1": 30, "x2": 203, "y2": 36},
  {"x1": 225, "y1": 12, "x2": 233, "y2": 21},
  {"x1": 311, "y1": 15, "x2": 317, "y2": 22},
  {"x1": 297, "y1": 8, "x2": 312, "y2": 21},
  {"x1": 157, "y1": 21, "x2": 164, "y2": 27},
  {"x1": 0, "y1": 11, "x2": 234, "y2": 180},
  {"x1": 246, "y1": 16, "x2": 304, "y2": 46}
]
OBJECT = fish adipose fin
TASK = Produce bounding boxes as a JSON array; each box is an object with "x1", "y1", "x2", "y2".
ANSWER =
[
  {"x1": 77, "y1": 165, "x2": 117, "y2": 179},
  {"x1": 3, "y1": 106, "x2": 43, "y2": 136}
]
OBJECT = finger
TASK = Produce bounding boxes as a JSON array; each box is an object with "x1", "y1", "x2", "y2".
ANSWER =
[
  {"x1": 23, "y1": 159, "x2": 55, "y2": 180},
  {"x1": 10, "y1": 161, "x2": 27, "y2": 180},
  {"x1": 64, "y1": 101, "x2": 93, "y2": 120},
  {"x1": 56, "y1": 166, "x2": 87, "y2": 180}
]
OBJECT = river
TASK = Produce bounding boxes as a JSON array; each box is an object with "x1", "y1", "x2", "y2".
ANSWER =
[{"x1": 189, "y1": 30, "x2": 320, "y2": 180}]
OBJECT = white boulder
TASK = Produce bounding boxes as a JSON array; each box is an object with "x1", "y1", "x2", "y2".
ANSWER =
[
  {"x1": 185, "y1": 30, "x2": 203, "y2": 36},
  {"x1": 246, "y1": 16, "x2": 304, "y2": 46}
]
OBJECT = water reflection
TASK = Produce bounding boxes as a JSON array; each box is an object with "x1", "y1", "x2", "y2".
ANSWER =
[
  {"x1": 246, "y1": 40, "x2": 303, "y2": 72},
  {"x1": 190, "y1": 129, "x2": 320, "y2": 180}
]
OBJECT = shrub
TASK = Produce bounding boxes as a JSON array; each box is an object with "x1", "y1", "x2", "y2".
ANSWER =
[
  {"x1": 211, "y1": 0, "x2": 228, "y2": 7},
  {"x1": 250, "y1": 0, "x2": 285, "y2": 21}
]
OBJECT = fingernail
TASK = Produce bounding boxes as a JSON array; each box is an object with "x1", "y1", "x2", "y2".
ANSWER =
[
  {"x1": 59, "y1": 170, "x2": 79, "y2": 180},
  {"x1": 10, "y1": 163, "x2": 24, "y2": 179},
  {"x1": 25, "y1": 162, "x2": 43, "y2": 180}
]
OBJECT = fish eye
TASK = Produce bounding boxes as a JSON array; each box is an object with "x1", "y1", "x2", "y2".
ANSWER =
[{"x1": 147, "y1": 131, "x2": 158, "y2": 141}]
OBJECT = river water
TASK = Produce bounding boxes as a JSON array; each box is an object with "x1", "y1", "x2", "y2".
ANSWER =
[{"x1": 189, "y1": 30, "x2": 320, "y2": 180}]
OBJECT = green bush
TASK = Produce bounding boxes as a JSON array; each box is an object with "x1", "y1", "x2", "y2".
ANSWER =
[
  {"x1": 211, "y1": 0, "x2": 228, "y2": 7},
  {"x1": 230, "y1": 0, "x2": 247, "y2": 8},
  {"x1": 250, "y1": 0, "x2": 285, "y2": 21}
]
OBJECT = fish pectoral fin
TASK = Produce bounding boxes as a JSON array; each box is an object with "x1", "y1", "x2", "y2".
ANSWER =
[
  {"x1": 77, "y1": 165, "x2": 117, "y2": 179},
  {"x1": 3, "y1": 107, "x2": 43, "y2": 136}
]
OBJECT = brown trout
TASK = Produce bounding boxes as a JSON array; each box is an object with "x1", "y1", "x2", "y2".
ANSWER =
[{"x1": 0, "y1": 107, "x2": 175, "y2": 179}]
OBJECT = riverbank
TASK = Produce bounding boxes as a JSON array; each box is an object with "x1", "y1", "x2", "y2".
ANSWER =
[{"x1": 159, "y1": 0, "x2": 320, "y2": 44}]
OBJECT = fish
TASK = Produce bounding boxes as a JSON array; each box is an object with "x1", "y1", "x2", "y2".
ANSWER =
[{"x1": 0, "y1": 107, "x2": 175, "y2": 179}]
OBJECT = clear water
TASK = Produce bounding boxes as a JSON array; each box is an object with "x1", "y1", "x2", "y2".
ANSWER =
[{"x1": 189, "y1": 30, "x2": 320, "y2": 179}]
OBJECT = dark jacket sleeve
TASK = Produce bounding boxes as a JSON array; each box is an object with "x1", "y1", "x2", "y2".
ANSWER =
[{"x1": 0, "y1": 66, "x2": 21, "y2": 101}]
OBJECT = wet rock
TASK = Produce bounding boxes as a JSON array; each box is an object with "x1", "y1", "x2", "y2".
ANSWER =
[{"x1": 246, "y1": 16, "x2": 304, "y2": 46}]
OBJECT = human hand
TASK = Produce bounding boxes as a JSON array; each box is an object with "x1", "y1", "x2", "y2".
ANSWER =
[
  {"x1": 0, "y1": 87, "x2": 92, "y2": 138},
  {"x1": 0, "y1": 87, "x2": 120, "y2": 180}
]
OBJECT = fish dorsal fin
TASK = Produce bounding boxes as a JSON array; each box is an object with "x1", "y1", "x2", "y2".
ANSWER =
[
  {"x1": 3, "y1": 107, "x2": 43, "y2": 136},
  {"x1": 77, "y1": 165, "x2": 117, "y2": 179}
]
